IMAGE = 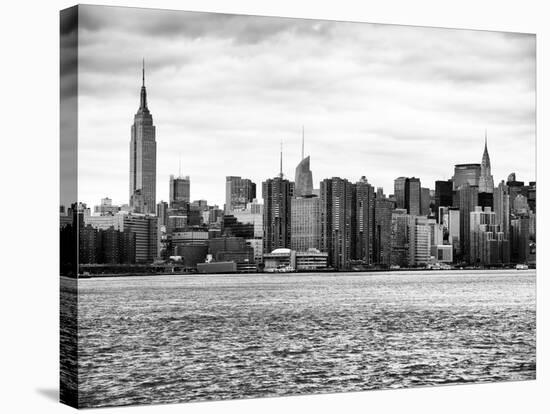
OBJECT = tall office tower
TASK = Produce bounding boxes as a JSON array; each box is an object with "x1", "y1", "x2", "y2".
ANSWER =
[
  {"x1": 94, "y1": 197, "x2": 121, "y2": 216},
  {"x1": 129, "y1": 61, "x2": 157, "y2": 214},
  {"x1": 478, "y1": 133, "x2": 495, "y2": 194},
  {"x1": 123, "y1": 214, "x2": 158, "y2": 263},
  {"x1": 434, "y1": 180, "x2": 453, "y2": 221},
  {"x1": 405, "y1": 177, "x2": 421, "y2": 216},
  {"x1": 320, "y1": 177, "x2": 354, "y2": 270},
  {"x1": 354, "y1": 176, "x2": 375, "y2": 264},
  {"x1": 456, "y1": 183, "x2": 479, "y2": 262},
  {"x1": 494, "y1": 180, "x2": 510, "y2": 237},
  {"x1": 511, "y1": 217, "x2": 531, "y2": 263},
  {"x1": 453, "y1": 164, "x2": 480, "y2": 191},
  {"x1": 394, "y1": 177, "x2": 407, "y2": 209},
  {"x1": 291, "y1": 196, "x2": 321, "y2": 251},
  {"x1": 294, "y1": 129, "x2": 313, "y2": 197},
  {"x1": 439, "y1": 206, "x2": 460, "y2": 258},
  {"x1": 407, "y1": 216, "x2": 437, "y2": 266},
  {"x1": 169, "y1": 175, "x2": 191, "y2": 208},
  {"x1": 262, "y1": 177, "x2": 292, "y2": 253},
  {"x1": 374, "y1": 198, "x2": 394, "y2": 266},
  {"x1": 527, "y1": 182, "x2": 536, "y2": 213},
  {"x1": 420, "y1": 187, "x2": 431, "y2": 216},
  {"x1": 225, "y1": 176, "x2": 257, "y2": 212},
  {"x1": 390, "y1": 209, "x2": 409, "y2": 267}
]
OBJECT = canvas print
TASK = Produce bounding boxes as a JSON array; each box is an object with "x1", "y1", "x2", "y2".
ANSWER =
[{"x1": 60, "y1": 5, "x2": 536, "y2": 409}]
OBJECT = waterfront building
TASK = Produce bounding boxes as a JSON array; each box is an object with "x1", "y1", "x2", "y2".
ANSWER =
[
  {"x1": 408, "y1": 216, "x2": 434, "y2": 266},
  {"x1": 374, "y1": 198, "x2": 394, "y2": 266},
  {"x1": 129, "y1": 61, "x2": 156, "y2": 214},
  {"x1": 263, "y1": 248, "x2": 296, "y2": 270},
  {"x1": 470, "y1": 206, "x2": 510, "y2": 265},
  {"x1": 320, "y1": 177, "x2": 354, "y2": 270},
  {"x1": 431, "y1": 245, "x2": 453, "y2": 263},
  {"x1": 169, "y1": 175, "x2": 190, "y2": 208},
  {"x1": 390, "y1": 209, "x2": 409, "y2": 267},
  {"x1": 455, "y1": 183, "x2": 478, "y2": 262},
  {"x1": 291, "y1": 196, "x2": 321, "y2": 251},
  {"x1": 262, "y1": 176, "x2": 293, "y2": 253},
  {"x1": 354, "y1": 176, "x2": 375, "y2": 264},
  {"x1": 296, "y1": 249, "x2": 329, "y2": 270},
  {"x1": 511, "y1": 217, "x2": 531, "y2": 263},
  {"x1": 225, "y1": 176, "x2": 256, "y2": 212},
  {"x1": 453, "y1": 163, "x2": 480, "y2": 191},
  {"x1": 123, "y1": 214, "x2": 158, "y2": 263}
]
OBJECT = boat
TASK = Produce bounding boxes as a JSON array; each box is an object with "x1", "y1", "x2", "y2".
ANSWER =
[{"x1": 515, "y1": 264, "x2": 529, "y2": 270}]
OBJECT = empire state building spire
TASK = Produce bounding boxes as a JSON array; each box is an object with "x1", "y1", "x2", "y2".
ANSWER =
[{"x1": 139, "y1": 58, "x2": 149, "y2": 112}]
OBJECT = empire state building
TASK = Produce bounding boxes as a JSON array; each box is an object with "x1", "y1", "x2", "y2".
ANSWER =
[{"x1": 129, "y1": 61, "x2": 157, "y2": 214}]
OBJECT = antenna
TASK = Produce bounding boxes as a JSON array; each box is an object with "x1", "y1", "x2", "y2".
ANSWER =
[
  {"x1": 301, "y1": 126, "x2": 305, "y2": 160},
  {"x1": 280, "y1": 140, "x2": 283, "y2": 178},
  {"x1": 142, "y1": 58, "x2": 145, "y2": 87},
  {"x1": 178, "y1": 153, "x2": 181, "y2": 177}
]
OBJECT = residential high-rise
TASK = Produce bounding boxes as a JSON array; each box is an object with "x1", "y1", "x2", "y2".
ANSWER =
[
  {"x1": 320, "y1": 177, "x2": 354, "y2": 270},
  {"x1": 354, "y1": 176, "x2": 375, "y2": 264},
  {"x1": 291, "y1": 196, "x2": 321, "y2": 251},
  {"x1": 294, "y1": 128, "x2": 313, "y2": 197},
  {"x1": 374, "y1": 198, "x2": 394, "y2": 266},
  {"x1": 169, "y1": 175, "x2": 190, "y2": 208},
  {"x1": 262, "y1": 177, "x2": 292, "y2": 253},
  {"x1": 225, "y1": 176, "x2": 256, "y2": 212},
  {"x1": 129, "y1": 61, "x2": 157, "y2": 214},
  {"x1": 123, "y1": 214, "x2": 158, "y2": 263}
]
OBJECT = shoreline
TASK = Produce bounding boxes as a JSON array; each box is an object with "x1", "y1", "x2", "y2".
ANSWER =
[{"x1": 62, "y1": 266, "x2": 536, "y2": 279}]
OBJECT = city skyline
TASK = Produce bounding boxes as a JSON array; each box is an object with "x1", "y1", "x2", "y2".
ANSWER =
[{"x1": 73, "y1": 6, "x2": 535, "y2": 208}]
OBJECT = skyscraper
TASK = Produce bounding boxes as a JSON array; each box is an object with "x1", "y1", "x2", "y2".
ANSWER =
[
  {"x1": 354, "y1": 176, "x2": 375, "y2": 264},
  {"x1": 453, "y1": 163, "x2": 480, "y2": 191},
  {"x1": 374, "y1": 198, "x2": 394, "y2": 265},
  {"x1": 225, "y1": 176, "x2": 256, "y2": 212},
  {"x1": 169, "y1": 175, "x2": 191, "y2": 208},
  {"x1": 434, "y1": 180, "x2": 453, "y2": 221},
  {"x1": 129, "y1": 60, "x2": 157, "y2": 214},
  {"x1": 455, "y1": 183, "x2": 479, "y2": 262},
  {"x1": 320, "y1": 177, "x2": 354, "y2": 270},
  {"x1": 478, "y1": 132, "x2": 495, "y2": 194},
  {"x1": 405, "y1": 177, "x2": 421, "y2": 216},
  {"x1": 294, "y1": 128, "x2": 313, "y2": 197},
  {"x1": 291, "y1": 196, "x2": 321, "y2": 251},
  {"x1": 262, "y1": 177, "x2": 292, "y2": 253},
  {"x1": 394, "y1": 177, "x2": 407, "y2": 209}
]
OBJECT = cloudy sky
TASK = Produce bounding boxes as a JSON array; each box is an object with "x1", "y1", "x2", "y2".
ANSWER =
[{"x1": 71, "y1": 5, "x2": 536, "y2": 208}]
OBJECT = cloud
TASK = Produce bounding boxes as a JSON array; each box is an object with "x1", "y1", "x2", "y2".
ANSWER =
[{"x1": 72, "y1": 5, "x2": 536, "y2": 208}]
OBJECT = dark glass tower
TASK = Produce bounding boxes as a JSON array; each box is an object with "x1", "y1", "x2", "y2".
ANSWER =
[
  {"x1": 129, "y1": 60, "x2": 157, "y2": 214},
  {"x1": 294, "y1": 128, "x2": 313, "y2": 197}
]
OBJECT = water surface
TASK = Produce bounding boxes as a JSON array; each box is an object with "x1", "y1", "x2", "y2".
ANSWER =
[{"x1": 69, "y1": 270, "x2": 536, "y2": 407}]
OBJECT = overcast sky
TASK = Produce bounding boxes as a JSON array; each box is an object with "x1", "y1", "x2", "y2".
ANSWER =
[{"x1": 71, "y1": 5, "x2": 536, "y2": 208}]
